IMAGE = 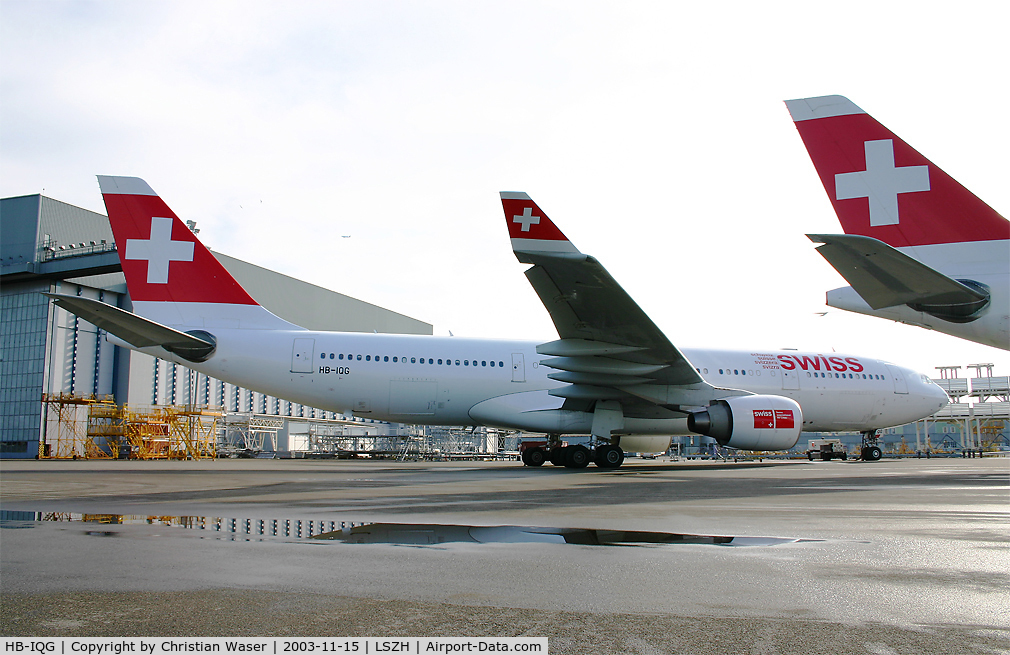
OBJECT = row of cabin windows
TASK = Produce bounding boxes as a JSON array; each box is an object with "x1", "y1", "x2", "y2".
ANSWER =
[
  {"x1": 700, "y1": 366, "x2": 884, "y2": 380},
  {"x1": 320, "y1": 352, "x2": 505, "y2": 368},
  {"x1": 807, "y1": 371, "x2": 884, "y2": 380}
]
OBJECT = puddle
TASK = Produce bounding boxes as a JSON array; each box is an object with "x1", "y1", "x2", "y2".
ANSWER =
[
  {"x1": 310, "y1": 523, "x2": 816, "y2": 546},
  {"x1": 0, "y1": 511, "x2": 819, "y2": 548}
]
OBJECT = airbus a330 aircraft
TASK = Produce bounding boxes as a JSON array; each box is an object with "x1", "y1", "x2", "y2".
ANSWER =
[
  {"x1": 785, "y1": 95, "x2": 1009, "y2": 351},
  {"x1": 45, "y1": 176, "x2": 948, "y2": 468}
]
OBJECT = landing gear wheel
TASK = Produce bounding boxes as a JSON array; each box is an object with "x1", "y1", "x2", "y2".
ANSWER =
[
  {"x1": 549, "y1": 447, "x2": 568, "y2": 466},
  {"x1": 594, "y1": 445, "x2": 625, "y2": 469},
  {"x1": 565, "y1": 445, "x2": 591, "y2": 468},
  {"x1": 866, "y1": 446, "x2": 882, "y2": 461},
  {"x1": 525, "y1": 447, "x2": 545, "y2": 467}
]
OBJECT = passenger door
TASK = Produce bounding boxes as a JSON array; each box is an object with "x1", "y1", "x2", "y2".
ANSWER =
[
  {"x1": 291, "y1": 338, "x2": 315, "y2": 373},
  {"x1": 512, "y1": 353, "x2": 525, "y2": 383},
  {"x1": 886, "y1": 364, "x2": 908, "y2": 394}
]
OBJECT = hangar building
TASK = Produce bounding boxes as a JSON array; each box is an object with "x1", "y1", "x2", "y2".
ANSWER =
[{"x1": 1, "y1": 193, "x2": 432, "y2": 459}]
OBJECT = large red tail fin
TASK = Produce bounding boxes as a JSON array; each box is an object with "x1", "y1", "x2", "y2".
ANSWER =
[
  {"x1": 99, "y1": 176, "x2": 257, "y2": 305},
  {"x1": 98, "y1": 176, "x2": 294, "y2": 330},
  {"x1": 785, "y1": 95, "x2": 1007, "y2": 247}
]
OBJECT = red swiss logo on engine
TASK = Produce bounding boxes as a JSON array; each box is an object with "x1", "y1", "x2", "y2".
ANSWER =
[
  {"x1": 753, "y1": 410, "x2": 774, "y2": 429},
  {"x1": 753, "y1": 409, "x2": 795, "y2": 429}
]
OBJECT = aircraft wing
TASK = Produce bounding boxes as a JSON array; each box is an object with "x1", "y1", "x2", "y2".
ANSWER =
[
  {"x1": 807, "y1": 234, "x2": 988, "y2": 309},
  {"x1": 43, "y1": 293, "x2": 216, "y2": 361},
  {"x1": 500, "y1": 193, "x2": 712, "y2": 413}
]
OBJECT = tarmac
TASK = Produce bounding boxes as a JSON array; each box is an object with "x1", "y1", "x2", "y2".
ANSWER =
[{"x1": 1, "y1": 456, "x2": 1008, "y2": 654}]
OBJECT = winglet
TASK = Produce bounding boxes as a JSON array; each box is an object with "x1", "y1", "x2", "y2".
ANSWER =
[{"x1": 500, "y1": 192, "x2": 581, "y2": 260}]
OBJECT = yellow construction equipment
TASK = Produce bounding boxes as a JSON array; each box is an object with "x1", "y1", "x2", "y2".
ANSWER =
[{"x1": 40, "y1": 393, "x2": 222, "y2": 460}]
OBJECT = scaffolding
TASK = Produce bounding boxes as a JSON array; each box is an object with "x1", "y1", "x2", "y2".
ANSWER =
[
  {"x1": 164, "y1": 405, "x2": 222, "y2": 459},
  {"x1": 219, "y1": 414, "x2": 284, "y2": 456},
  {"x1": 123, "y1": 405, "x2": 222, "y2": 460},
  {"x1": 40, "y1": 393, "x2": 222, "y2": 460},
  {"x1": 40, "y1": 393, "x2": 120, "y2": 459}
]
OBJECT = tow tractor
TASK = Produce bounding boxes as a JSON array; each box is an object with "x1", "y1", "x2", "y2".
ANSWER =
[{"x1": 805, "y1": 438, "x2": 848, "y2": 461}]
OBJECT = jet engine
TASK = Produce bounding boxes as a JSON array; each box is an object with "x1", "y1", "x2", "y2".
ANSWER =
[{"x1": 688, "y1": 395, "x2": 802, "y2": 451}]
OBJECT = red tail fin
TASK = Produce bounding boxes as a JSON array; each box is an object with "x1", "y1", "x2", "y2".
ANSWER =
[
  {"x1": 98, "y1": 176, "x2": 257, "y2": 305},
  {"x1": 785, "y1": 95, "x2": 1007, "y2": 247}
]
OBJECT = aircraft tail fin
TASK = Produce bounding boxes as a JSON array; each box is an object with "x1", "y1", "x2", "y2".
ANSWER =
[
  {"x1": 97, "y1": 176, "x2": 297, "y2": 330},
  {"x1": 785, "y1": 95, "x2": 1008, "y2": 247}
]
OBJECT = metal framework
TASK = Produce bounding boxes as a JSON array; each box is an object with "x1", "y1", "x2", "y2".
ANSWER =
[
  {"x1": 40, "y1": 393, "x2": 221, "y2": 460},
  {"x1": 40, "y1": 392, "x2": 120, "y2": 459}
]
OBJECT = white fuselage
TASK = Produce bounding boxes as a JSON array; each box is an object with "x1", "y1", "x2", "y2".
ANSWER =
[
  {"x1": 131, "y1": 325, "x2": 949, "y2": 442},
  {"x1": 827, "y1": 239, "x2": 1009, "y2": 350}
]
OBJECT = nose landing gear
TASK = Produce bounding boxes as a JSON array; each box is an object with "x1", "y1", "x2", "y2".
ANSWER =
[{"x1": 860, "y1": 430, "x2": 883, "y2": 461}]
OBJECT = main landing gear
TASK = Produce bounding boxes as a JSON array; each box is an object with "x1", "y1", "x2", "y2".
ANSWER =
[
  {"x1": 519, "y1": 440, "x2": 625, "y2": 469},
  {"x1": 519, "y1": 403, "x2": 628, "y2": 469}
]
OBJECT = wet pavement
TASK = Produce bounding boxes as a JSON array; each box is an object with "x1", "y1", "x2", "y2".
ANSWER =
[{"x1": 1, "y1": 457, "x2": 1008, "y2": 653}]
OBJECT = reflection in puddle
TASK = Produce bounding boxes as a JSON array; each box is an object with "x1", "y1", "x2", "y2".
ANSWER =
[
  {"x1": 0, "y1": 511, "x2": 819, "y2": 547},
  {"x1": 311, "y1": 523, "x2": 815, "y2": 546},
  {"x1": 0, "y1": 511, "x2": 358, "y2": 541}
]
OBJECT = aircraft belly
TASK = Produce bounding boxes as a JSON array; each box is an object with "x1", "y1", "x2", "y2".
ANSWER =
[{"x1": 618, "y1": 436, "x2": 675, "y2": 453}]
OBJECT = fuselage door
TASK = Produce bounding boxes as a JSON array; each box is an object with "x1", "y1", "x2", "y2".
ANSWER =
[
  {"x1": 291, "y1": 338, "x2": 315, "y2": 373},
  {"x1": 512, "y1": 353, "x2": 526, "y2": 383},
  {"x1": 780, "y1": 368, "x2": 800, "y2": 390},
  {"x1": 886, "y1": 364, "x2": 908, "y2": 394}
]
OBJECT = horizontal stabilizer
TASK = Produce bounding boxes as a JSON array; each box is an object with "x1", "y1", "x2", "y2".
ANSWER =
[
  {"x1": 807, "y1": 234, "x2": 987, "y2": 309},
  {"x1": 44, "y1": 293, "x2": 216, "y2": 361}
]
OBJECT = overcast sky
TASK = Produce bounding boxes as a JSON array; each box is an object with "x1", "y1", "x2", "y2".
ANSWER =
[{"x1": 2, "y1": 0, "x2": 1007, "y2": 378}]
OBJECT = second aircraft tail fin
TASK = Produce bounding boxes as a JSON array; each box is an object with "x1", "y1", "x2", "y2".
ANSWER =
[{"x1": 784, "y1": 95, "x2": 1007, "y2": 248}]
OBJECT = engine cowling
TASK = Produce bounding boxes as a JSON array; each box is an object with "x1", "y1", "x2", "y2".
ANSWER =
[{"x1": 688, "y1": 395, "x2": 802, "y2": 451}]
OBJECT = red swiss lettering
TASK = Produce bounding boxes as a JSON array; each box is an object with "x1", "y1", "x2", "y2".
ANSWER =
[
  {"x1": 828, "y1": 356, "x2": 847, "y2": 372},
  {"x1": 795, "y1": 355, "x2": 821, "y2": 371},
  {"x1": 845, "y1": 357, "x2": 864, "y2": 372},
  {"x1": 777, "y1": 355, "x2": 796, "y2": 370}
]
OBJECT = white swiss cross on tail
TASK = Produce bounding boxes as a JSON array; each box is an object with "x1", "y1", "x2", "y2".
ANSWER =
[
  {"x1": 513, "y1": 207, "x2": 541, "y2": 232},
  {"x1": 835, "y1": 139, "x2": 930, "y2": 227},
  {"x1": 125, "y1": 216, "x2": 195, "y2": 284}
]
